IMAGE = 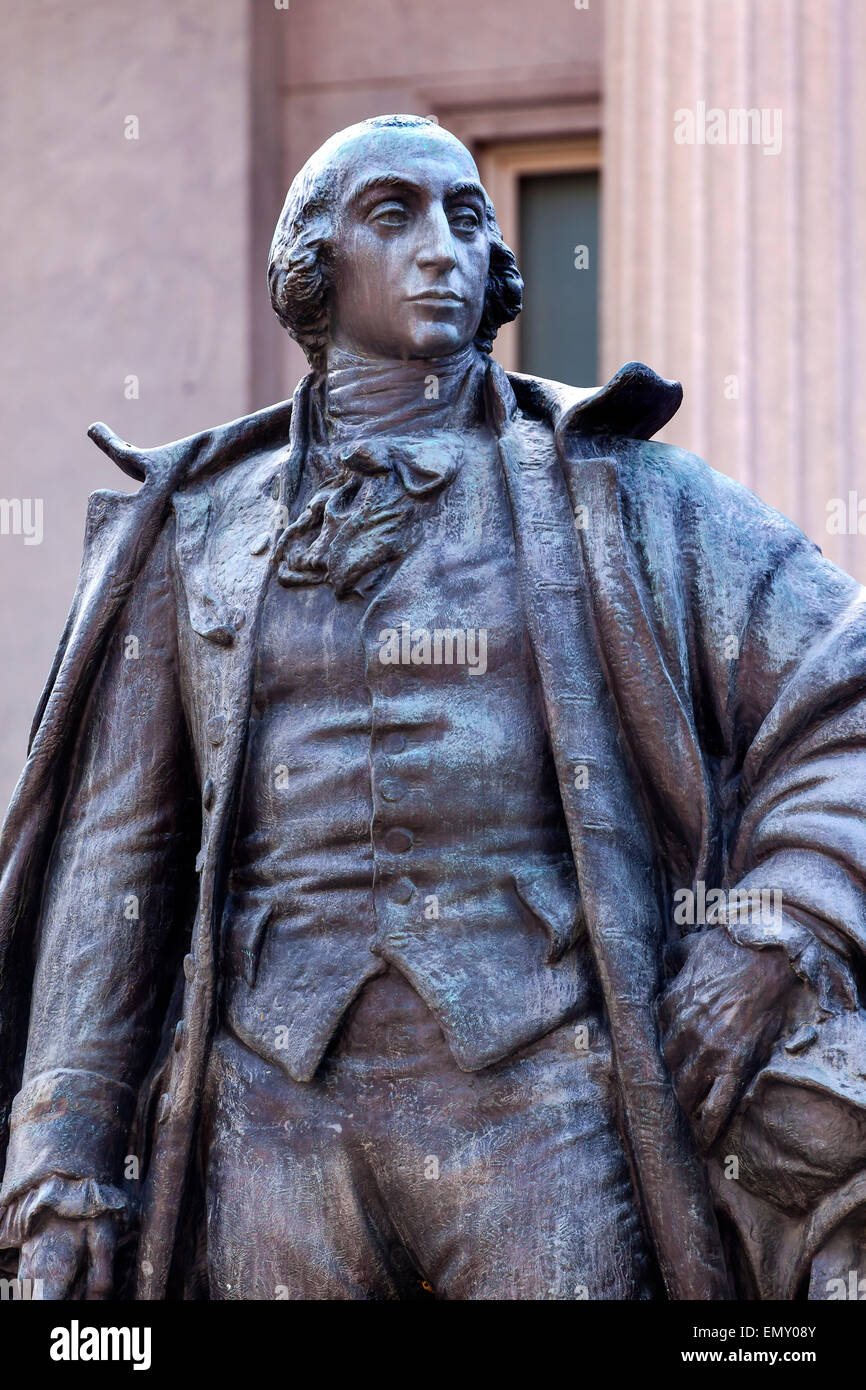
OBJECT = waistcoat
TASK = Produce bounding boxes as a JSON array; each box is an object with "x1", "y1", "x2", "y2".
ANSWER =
[{"x1": 224, "y1": 385, "x2": 603, "y2": 1080}]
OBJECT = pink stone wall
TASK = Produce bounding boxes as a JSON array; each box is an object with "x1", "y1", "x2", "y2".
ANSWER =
[{"x1": 0, "y1": 1, "x2": 253, "y2": 809}]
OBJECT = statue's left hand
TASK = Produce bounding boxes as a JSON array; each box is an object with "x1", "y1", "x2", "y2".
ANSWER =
[
  {"x1": 658, "y1": 929, "x2": 796, "y2": 1152},
  {"x1": 17, "y1": 1214, "x2": 118, "y2": 1300}
]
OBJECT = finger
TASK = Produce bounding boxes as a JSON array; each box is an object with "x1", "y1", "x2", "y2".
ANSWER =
[
  {"x1": 84, "y1": 1221, "x2": 116, "y2": 1301},
  {"x1": 695, "y1": 1070, "x2": 742, "y2": 1151},
  {"x1": 669, "y1": 1048, "x2": 720, "y2": 1119},
  {"x1": 656, "y1": 979, "x2": 692, "y2": 1039},
  {"x1": 659, "y1": 1010, "x2": 700, "y2": 1073},
  {"x1": 664, "y1": 932, "x2": 706, "y2": 976},
  {"x1": 656, "y1": 958, "x2": 704, "y2": 1036},
  {"x1": 19, "y1": 1265, "x2": 72, "y2": 1301}
]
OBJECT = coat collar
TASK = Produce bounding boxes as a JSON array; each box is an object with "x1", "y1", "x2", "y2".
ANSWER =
[
  {"x1": 91, "y1": 360, "x2": 682, "y2": 489},
  {"x1": 507, "y1": 359, "x2": 683, "y2": 444}
]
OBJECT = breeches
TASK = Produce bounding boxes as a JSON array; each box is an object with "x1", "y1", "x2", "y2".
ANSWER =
[{"x1": 202, "y1": 968, "x2": 654, "y2": 1300}]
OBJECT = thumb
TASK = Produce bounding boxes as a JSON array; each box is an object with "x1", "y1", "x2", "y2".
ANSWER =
[{"x1": 695, "y1": 1070, "x2": 741, "y2": 1152}]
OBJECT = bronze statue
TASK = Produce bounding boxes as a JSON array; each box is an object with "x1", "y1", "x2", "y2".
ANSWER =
[{"x1": 2, "y1": 114, "x2": 866, "y2": 1301}]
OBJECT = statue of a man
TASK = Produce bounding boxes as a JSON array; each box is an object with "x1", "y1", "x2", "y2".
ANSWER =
[{"x1": 2, "y1": 114, "x2": 866, "y2": 1301}]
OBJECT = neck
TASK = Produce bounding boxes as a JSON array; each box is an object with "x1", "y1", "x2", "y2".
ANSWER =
[{"x1": 322, "y1": 343, "x2": 485, "y2": 440}]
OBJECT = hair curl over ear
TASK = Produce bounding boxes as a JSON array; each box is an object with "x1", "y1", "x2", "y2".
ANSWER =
[{"x1": 267, "y1": 116, "x2": 523, "y2": 374}]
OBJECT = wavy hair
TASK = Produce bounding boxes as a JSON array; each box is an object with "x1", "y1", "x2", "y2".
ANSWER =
[{"x1": 267, "y1": 115, "x2": 523, "y2": 374}]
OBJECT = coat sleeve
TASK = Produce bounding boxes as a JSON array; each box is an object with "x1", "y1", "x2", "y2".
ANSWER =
[
  {"x1": 692, "y1": 469, "x2": 866, "y2": 1233},
  {"x1": 722, "y1": 524, "x2": 866, "y2": 983},
  {"x1": 0, "y1": 519, "x2": 198, "y2": 1235}
]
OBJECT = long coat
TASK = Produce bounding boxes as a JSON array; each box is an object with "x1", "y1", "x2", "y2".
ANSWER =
[{"x1": 2, "y1": 359, "x2": 865, "y2": 1300}]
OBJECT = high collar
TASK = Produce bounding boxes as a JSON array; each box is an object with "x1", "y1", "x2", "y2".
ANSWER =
[
  {"x1": 321, "y1": 344, "x2": 486, "y2": 441},
  {"x1": 98, "y1": 359, "x2": 683, "y2": 489}
]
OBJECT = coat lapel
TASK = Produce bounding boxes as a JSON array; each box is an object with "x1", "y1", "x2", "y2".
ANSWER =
[
  {"x1": 136, "y1": 380, "x2": 310, "y2": 1298},
  {"x1": 560, "y1": 450, "x2": 713, "y2": 889},
  {"x1": 490, "y1": 363, "x2": 729, "y2": 1298}
]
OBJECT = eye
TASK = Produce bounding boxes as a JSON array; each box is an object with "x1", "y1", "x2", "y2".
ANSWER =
[
  {"x1": 449, "y1": 205, "x2": 481, "y2": 234},
  {"x1": 368, "y1": 200, "x2": 409, "y2": 228}
]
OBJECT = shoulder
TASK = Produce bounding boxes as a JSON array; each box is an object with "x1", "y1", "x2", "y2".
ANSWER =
[
  {"x1": 173, "y1": 396, "x2": 295, "y2": 495},
  {"x1": 78, "y1": 394, "x2": 297, "y2": 601},
  {"x1": 516, "y1": 359, "x2": 807, "y2": 551},
  {"x1": 517, "y1": 362, "x2": 834, "y2": 584},
  {"x1": 600, "y1": 433, "x2": 806, "y2": 545}
]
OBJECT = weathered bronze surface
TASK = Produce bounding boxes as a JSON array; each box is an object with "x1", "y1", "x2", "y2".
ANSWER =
[{"x1": 2, "y1": 115, "x2": 866, "y2": 1300}]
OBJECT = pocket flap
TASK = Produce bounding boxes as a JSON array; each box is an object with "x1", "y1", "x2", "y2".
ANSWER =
[
  {"x1": 512, "y1": 859, "x2": 584, "y2": 962},
  {"x1": 222, "y1": 897, "x2": 272, "y2": 988}
]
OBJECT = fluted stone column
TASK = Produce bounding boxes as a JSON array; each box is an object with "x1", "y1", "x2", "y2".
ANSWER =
[{"x1": 602, "y1": 0, "x2": 866, "y2": 579}]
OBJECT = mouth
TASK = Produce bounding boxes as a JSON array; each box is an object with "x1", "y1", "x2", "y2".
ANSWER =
[{"x1": 406, "y1": 291, "x2": 465, "y2": 305}]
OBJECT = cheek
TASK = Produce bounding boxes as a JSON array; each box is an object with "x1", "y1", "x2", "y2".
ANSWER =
[
  {"x1": 463, "y1": 241, "x2": 491, "y2": 305},
  {"x1": 342, "y1": 240, "x2": 407, "y2": 315}
]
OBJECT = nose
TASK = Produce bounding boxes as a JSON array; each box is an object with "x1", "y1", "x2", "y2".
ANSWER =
[{"x1": 415, "y1": 203, "x2": 457, "y2": 273}]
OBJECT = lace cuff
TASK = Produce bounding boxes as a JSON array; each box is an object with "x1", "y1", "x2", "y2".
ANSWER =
[
  {"x1": 719, "y1": 904, "x2": 859, "y2": 1014},
  {"x1": 0, "y1": 1176, "x2": 131, "y2": 1249}
]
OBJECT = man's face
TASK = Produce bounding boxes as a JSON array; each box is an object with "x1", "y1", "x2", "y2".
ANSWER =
[{"x1": 325, "y1": 127, "x2": 491, "y2": 360}]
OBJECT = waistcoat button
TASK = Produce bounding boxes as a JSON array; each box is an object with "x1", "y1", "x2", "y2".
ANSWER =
[
  {"x1": 384, "y1": 827, "x2": 413, "y2": 854},
  {"x1": 380, "y1": 779, "x2": 407, "y2": 802},
  {"x1": 388, "y1": 877, "x2": 415, "y2": 904},
  {"x1": 381, "y1": 732, "x2": 406, "y2": 754}
]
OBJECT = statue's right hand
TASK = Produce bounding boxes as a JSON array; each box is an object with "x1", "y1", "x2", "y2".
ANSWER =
[{"x1": 18, "y1": 1214, "x2": 117, "y2": 1300}]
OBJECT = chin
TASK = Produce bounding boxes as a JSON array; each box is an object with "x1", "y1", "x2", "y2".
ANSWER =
[{"x1": 401, "y1": 326, "x2": 470, "y2": 360}]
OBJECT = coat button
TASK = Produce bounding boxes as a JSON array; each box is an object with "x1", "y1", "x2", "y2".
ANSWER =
[
  {"x1": 383, "y1": 827, "x2": 413, "y2": 854},
  {"x1": 207, "y1": 714, "x2": 227, "y2": 745},
  {"x1": 157, "y1": 1093, "x2": 172, "y2": 1124},
  {"x1": 380, "y1": 779, "x2": 407, "y2": 802},
  {"x1": 228, "y1": 606, "x2": 246, "y2": 631},
  {"x1": 202, "y1": 778, "x2": 215, "y2": 811},
  {"x1": 389, "y1": 877, "x2": 415, "y2": 904},
  {"x1": 381, "y1": 732, "x2": 406, "y2": 754},
  {"x1": 173, "y1": 1020, "x2": 184, "y2": 1052},
  {"x1": 183, "y1": 953, "x2": 196, "y2": 982},
  {"x1": 250, "y1": 532, "x2": 270, "y2": 556},
  {"x1": 270, "y1": 477, "x2": 281, "y2": 501}
]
